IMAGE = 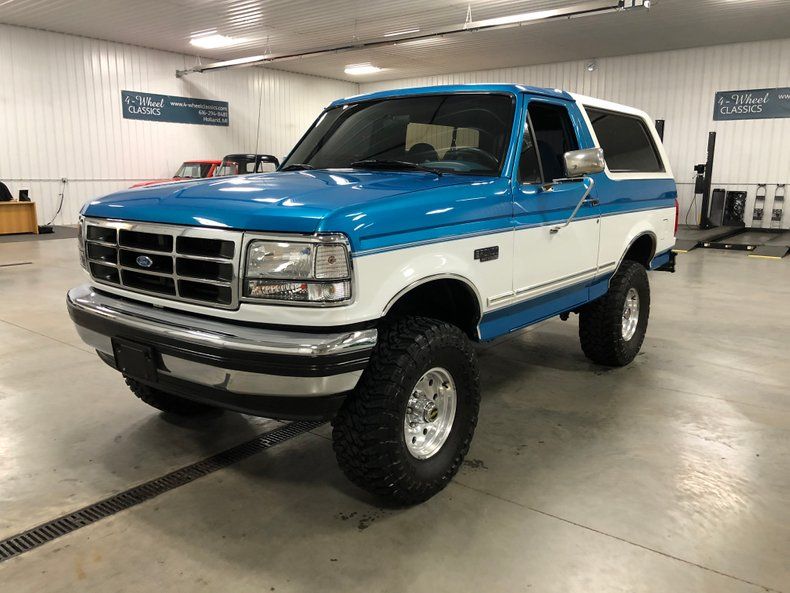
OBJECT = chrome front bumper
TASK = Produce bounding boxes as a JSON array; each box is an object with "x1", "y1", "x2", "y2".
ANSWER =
[{"x1": 67, "y1": 285, "x2": 377, "y2": 414}]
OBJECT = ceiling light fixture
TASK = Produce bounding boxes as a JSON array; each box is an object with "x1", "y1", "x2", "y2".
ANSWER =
[
  {"x1": 176, "y1": 52, "x2": 267, "y2": 77},
  {"x1": 190, "y1": 33, "x2": 245, "y2": 49},
  {"x1": 208, "y1": 55, "x2": 268, "y2": 68},
  {"x1": 473, "y1": 8, "x2": 559, "y2": 28},
  {"x1": 344, "y1": 63, "x2": 382, "y2": 75},
  {"x1": 619, "y1": 0, "x2": 650, "y2": 8},
  {"x1": 469, "y1": 0, "x2": 650, "y2": 30},
  {"x1": 395, "y1": 37, "x2": 447, "y2": 47},
  {"x1": 383, "y1": 28, "x2": 421, "y2": 37}
]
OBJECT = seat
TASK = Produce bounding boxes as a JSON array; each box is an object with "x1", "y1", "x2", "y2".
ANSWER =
[
  {"x1": 0, "y1": 181, "x2": 13, "y2": 202},
  {"x1": 405, "y1": 143, "x2": 438, "y2": 164},
  {"x1": 537, "y1": 140, "x2": 564, "y2": 182}
]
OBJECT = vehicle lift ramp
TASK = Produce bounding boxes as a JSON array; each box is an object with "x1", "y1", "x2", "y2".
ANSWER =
[
  {"x1": 673, "y1": 131, "x2": 789, "y2": 258},
  {"x1": 750, "y1": 184, "x2": 790, "y2": 259},
  {"x1": 673, "y1": 132, "x2": 742, "y2": 253}
]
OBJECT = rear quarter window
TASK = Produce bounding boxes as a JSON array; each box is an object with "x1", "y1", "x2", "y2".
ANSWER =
[{"x1": 585, "y1": 107, "x2": 664, "y2": 173}]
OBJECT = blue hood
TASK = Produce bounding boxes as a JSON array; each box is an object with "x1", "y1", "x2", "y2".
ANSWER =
[{"x1": 83, "y1": 170, "x2": 511, "y2": 252}]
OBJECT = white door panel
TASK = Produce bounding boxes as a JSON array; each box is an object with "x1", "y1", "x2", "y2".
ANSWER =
[
  {"x1": 509, "y1": 97, "x2": 602, "y2": 310},
  {"x1": 513, "y1": 217, "x2": 600, "y2": 297},
  {"x1": 511, "y1": 178, "x2": 601, "y2": 309}
]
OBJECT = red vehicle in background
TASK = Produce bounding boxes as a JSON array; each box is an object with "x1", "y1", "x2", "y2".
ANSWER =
[{"x1": 130, "y1": 160, "x2": 221, "y2": 188}]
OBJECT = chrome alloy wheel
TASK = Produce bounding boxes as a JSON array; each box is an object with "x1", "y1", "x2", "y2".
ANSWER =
[
  {"x1": 621, "y1": 287, "x2": 640, "y2": 341},
  {"x1": 404, "y1": 367, "x2": 457, "y2": 460}
]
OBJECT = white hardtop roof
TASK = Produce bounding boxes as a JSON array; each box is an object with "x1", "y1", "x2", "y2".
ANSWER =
[{"x1": 569, "y1": 93, "x2": 652, "y2": 121}]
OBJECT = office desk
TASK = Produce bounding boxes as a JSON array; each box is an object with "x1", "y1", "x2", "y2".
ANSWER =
[{"x1": 0, "y1": 201, "x2": 38, "y2": 235}]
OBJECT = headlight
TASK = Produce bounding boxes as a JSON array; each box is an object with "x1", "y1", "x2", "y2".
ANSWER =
[
  {"x1": 244, "y1": 237, "x2": 352, "y2": 304},
  {"x1": 247, "y1": 241, "x2": 314, "y2": 279}
]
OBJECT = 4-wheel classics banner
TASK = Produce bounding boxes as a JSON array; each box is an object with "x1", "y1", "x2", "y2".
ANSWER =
[
  {"x1": 121, "y1": 90, "x2": 229, "y2": 126},
  {"x1": 714, "y1": 87, "x2": 790, "y2": 121}
]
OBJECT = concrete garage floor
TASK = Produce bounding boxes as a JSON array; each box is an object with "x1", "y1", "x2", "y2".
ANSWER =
[{"x1": 0, "y1": 237, "x2": 788, "y2": 593}]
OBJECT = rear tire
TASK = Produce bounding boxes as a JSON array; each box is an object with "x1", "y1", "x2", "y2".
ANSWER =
[
  {"x1": 332, "y1": 317, "x2": 480, "y2": 506},
  {"x1": 579, "y1": 260, "x2": 650, "y2": 366},
  {"x1": 125, "y1": 378, "x2": 217, "y2": 416}
]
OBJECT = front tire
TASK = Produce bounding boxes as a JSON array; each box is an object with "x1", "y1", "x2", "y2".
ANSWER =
[
  {"x1": 332, "y1": 317, "x2": 480, "y2": 505},
  {"x1": 579, "y1": 260, "x2": 650, "y2": 366}
]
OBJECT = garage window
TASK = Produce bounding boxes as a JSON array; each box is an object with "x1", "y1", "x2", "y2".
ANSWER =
[{"x1": 586, "y1": 107, "x2": 664, "y2": 173}]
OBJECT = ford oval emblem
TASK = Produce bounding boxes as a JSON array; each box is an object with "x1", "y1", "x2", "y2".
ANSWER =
[{"x1": 136, "y1": 255, "x2": 153, "y2": 268}]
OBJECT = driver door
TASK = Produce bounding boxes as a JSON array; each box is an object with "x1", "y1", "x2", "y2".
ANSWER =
[{"x1": 511, "y1": 98, "x2": 600, "y2": 315}]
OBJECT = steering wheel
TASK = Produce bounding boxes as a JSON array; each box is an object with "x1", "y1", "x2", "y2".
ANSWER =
[{"x1": 444, "y1": 146, "x2": 499, "y2": 169}]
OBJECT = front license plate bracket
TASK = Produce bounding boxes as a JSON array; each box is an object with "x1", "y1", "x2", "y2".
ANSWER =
[{"x1": 112, "y1": 338, "x2": 158, "y2": 382}]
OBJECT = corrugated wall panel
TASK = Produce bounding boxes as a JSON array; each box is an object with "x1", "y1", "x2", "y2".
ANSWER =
[
  {"x1": 361, "y1": 38, "x2": 790, "y2": 228},
  {"x1": 0, "y1": 24, "x2": 356, "y2": 225}
]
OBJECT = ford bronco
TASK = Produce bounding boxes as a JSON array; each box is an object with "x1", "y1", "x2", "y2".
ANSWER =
[{"x1": 68, "y1": 84, "x2": 677, "y2": 504}]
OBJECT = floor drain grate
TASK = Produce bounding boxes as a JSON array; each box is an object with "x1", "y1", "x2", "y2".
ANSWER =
[{"x1": 0, "y1": 420, "x2": 323, "y2": 563}]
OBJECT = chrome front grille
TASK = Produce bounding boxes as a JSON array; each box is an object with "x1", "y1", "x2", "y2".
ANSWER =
[{"x1": 82, "y1": 219, "x2": 243, "y2": 309}]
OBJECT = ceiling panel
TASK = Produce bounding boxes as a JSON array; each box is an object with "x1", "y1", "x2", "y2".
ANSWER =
[{"x1": 1, "y1": 0, "x2": 789, "y2": 81}]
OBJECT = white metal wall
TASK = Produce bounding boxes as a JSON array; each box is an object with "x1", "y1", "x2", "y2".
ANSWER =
[
  {"x1": 0, "y1": 24, "x2": 356, "y2": 225},
  {"x1": 361, "y1": 38, "x2": 790, "y2": 228},
  {"x1": 3, "y1": 24, "x2": 788, "y2": 229}
]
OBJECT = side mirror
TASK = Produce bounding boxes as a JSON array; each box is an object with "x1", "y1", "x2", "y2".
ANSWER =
[{"x1": 564, "y1": 148, "x2": 605, "y2": 178}]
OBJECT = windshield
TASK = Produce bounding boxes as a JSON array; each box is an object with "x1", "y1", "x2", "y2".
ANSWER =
[
  {"x1": 215, "y1": 156, "x2": 278, "y2": 177},
  {"x1": 215, "y1": 161, "x2": 241, "y2": 177},
  {"x1": 173, "y1": 163, "x2": 211, "y2": 179},
  {"x1": 282, "y1": 94, "x2": 515, "y2": 176},
  {"x1": 174, "y1": 162, "x2": 211, "y2": 178}
]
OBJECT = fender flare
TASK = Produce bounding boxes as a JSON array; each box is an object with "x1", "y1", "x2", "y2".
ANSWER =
[
  {"x1": 611, "y1": 231, "x2": 657, "y2": 280},
  {"x1": 382, "y1": 273, "x2": 483, "y2": 318}
]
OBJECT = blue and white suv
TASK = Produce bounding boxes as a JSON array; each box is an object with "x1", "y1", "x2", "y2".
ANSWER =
[{"x1": 68, "y1": 84, "x2": 677, "y2": 504}]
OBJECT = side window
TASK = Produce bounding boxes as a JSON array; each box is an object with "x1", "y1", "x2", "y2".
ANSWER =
[
  {"x1": 586, "y1": 107, "x2": 664, "y2": 173},
  {"x1": 517, "y1": 123, "x2": 541, "y2": 184},
  {"x1": 528, "y1": 102, "x2": 579, "y2": 182}
]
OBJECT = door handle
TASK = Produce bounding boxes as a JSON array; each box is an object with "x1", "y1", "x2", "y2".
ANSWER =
[{"x1": 585, "y1": 198, "x2": 600, "y2": 206}]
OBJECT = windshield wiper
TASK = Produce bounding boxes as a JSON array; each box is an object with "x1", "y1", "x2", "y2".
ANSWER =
[
  {"x1": 350, "y1": 159, "x2": 443, "y2": 176},
  {"x1": 280, "y1": 163, "x2": 315, "y2": 171}
]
